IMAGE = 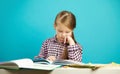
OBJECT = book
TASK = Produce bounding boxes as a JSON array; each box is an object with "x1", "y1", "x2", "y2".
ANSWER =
[
  {"x1": 67, "y1": 63, "x2": 103, "y2": 70},
  {"x1": 0, "y1": 58, "x2": 109, "y2": 70},
  {"x1": 67, "y1": 62, "x2": 120, "y2": 70},
  {"x1": 0, "y1": 58, "x2": 61, "y2": 70},
  {"x1": 33, "y1": 58, "x2": 83, "y2": 65},
  {"x1": 33, "y1": 58, "x2": 102, "y2": 70}
]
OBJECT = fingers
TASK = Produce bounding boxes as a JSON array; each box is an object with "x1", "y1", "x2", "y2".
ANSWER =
[
  {"x1": 64, "y1": 36, "x2": 66, "y2": 44},
  {"x1": 47, "y1": 56, "x2": 56, "y2": 61},
  {"x1": 66, "y1": 36, "x2": 75, "y2": 45},
  {"x1": 34, "y1": 56, "x2": 40, "y2": 59}
]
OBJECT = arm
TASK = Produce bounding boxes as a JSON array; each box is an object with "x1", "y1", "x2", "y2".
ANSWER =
[
  {"x1": 36, "y1": 39, "x2": 56, "y2": 61},
  {"x1": 65, "y1": 36, "x2": 82, "y2": 62},
  {"x1": 36, "y1": 40, "x2": 48, "y2": 59},
  {"x1": 67, "y1": 43, "x2": 82, "y2": 62}
]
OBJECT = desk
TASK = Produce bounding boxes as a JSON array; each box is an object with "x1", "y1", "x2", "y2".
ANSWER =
[{"x1": 0, "y1": 67, "x2": 120, "y2": 74}]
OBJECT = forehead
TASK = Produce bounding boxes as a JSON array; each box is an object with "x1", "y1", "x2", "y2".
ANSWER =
[{"x1": 55, "y1": 24, "x2": 72, "y2": 31}]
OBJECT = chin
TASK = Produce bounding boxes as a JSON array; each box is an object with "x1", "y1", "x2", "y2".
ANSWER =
[{"x1": 59, "y1": 40, "x2": 64, "y2": 43}]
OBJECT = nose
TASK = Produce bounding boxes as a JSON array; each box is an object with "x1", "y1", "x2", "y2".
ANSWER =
[{"x1": 61, "y1": 32, "x2": 66, "y2": 37}]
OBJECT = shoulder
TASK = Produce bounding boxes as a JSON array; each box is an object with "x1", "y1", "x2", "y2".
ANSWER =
[
  {"x1": 76, "y1": 43, "x2": 83, "y2": 49},
  {"x1": 68, "y1": 42, "x2": 83, "y2": 50},
  {"x1": 43, "y1": 37, "x2": 55, "y2": 44}
]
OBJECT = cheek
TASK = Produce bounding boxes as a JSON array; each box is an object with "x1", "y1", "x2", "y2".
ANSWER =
[
  {"x1": 56, "y1": 31, "x2": 63, "y2": 37},
  {"x1": 56, "y1": 32, "x2": 61, "y2": 37}
]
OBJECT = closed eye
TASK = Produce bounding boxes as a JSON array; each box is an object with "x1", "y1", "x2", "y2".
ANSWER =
[
  {"x1": 58, "y1": 30, "x2": 63, "y2": 33},
  {"x1": 66, "y1": 31, "x2": 71, "y2": 33}
]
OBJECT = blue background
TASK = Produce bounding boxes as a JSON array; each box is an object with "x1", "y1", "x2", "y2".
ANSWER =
[{"x1": 0, "y1": 0, "x2": 120, "y2": 63}]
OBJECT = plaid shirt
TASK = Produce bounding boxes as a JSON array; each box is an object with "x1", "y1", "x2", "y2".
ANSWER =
[{"x1": 37, "y1": 36, "x2": 82, "y2": 62}]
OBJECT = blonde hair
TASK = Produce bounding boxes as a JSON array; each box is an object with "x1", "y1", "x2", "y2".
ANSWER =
[{"x1": 54, "y1": 11, "x2": 76, "y2": 30}]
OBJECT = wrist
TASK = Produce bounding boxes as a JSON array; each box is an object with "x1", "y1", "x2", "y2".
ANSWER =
[{"x1": 69, "y1": 41, "x2": 75, "y2": 45}]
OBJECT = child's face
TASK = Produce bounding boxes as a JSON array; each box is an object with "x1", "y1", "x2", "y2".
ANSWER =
[{"x1": 54, "y1": 24, "x2": 73, "y2": 43}]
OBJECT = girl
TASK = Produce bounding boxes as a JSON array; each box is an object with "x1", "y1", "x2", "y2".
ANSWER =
[{"x1": 35, "y1": 10, "x2": 82, "y2": 62}]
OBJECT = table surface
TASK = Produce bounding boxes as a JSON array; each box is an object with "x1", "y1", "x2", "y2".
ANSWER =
[{"x1": 0, "y1": 67, "x2": 120, "y2": 74}]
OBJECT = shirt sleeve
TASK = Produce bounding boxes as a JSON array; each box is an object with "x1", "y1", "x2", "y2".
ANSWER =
[
  {"x1": 67, "y1": 43, "x2": 82, "y2": 62},
  {"x1": 37, "y1": 40, "x2": 48, "y2": 59}
]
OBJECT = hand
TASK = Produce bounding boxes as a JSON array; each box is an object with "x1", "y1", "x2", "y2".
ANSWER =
[
  {"x1": 46, "y1": 56, "x2": 56, "y2": 61},
  {"x1": 34, "y1": 56, "x2": 40, "y2": 59},
  {"x1": 65, "y1": 36, "x2": 75, "y2": 45}
]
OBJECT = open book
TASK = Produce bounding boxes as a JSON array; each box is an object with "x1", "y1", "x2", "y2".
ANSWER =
[
  {"x1": 0, "y1": 58, "x2": 61, "y2": 70},
  {"x1": 33, "y1": 58, "x2": 91, "y2": 66},
  {"x1": 33, "y1": 58, "x2": 103, "y2": 70},
  {"x1": 0, "y1": 58, "x2": 107, "y2": 70},
  {"x1": 33, "y1": 58, "x2": 83, "y2": 65}
]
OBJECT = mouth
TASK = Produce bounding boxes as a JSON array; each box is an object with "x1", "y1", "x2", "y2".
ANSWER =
[
  {"x1": 59, "y1": 38, "x2": 64, "y2": 42},
  {"x1": 60, "y1": 39, "x2": 64, "y2": 42}
]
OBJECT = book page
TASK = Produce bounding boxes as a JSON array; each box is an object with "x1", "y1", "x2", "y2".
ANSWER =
[
  {"x1": 11, "y1": 58, "x2": 34, "y2": 68},
  {"x1": 52, "y1": 59, "x2": 83, "y2": 65},
  {"x1": 33, "y1": 58, "x2": 52, "y2": 64},
  {"x1": 0, "y1": 62, "x2": 19, "y2": 69},
  {"x1": 22, "y1": 63, "x2": 61, "y2": 70},
  {"x1": 0, "y1": 58, "x2": 61, "y2": 70},
  {"x1": 11, "y1": 58, "x2": 61, "y2": 70}
]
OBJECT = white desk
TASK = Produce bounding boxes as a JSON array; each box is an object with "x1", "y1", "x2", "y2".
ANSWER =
[
  {"x1": 92, "y1": 67, "x2": 120, "y2": 74},
  {"x1": 0, "y1": 67, "x2": 120, "y2": 74}
]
